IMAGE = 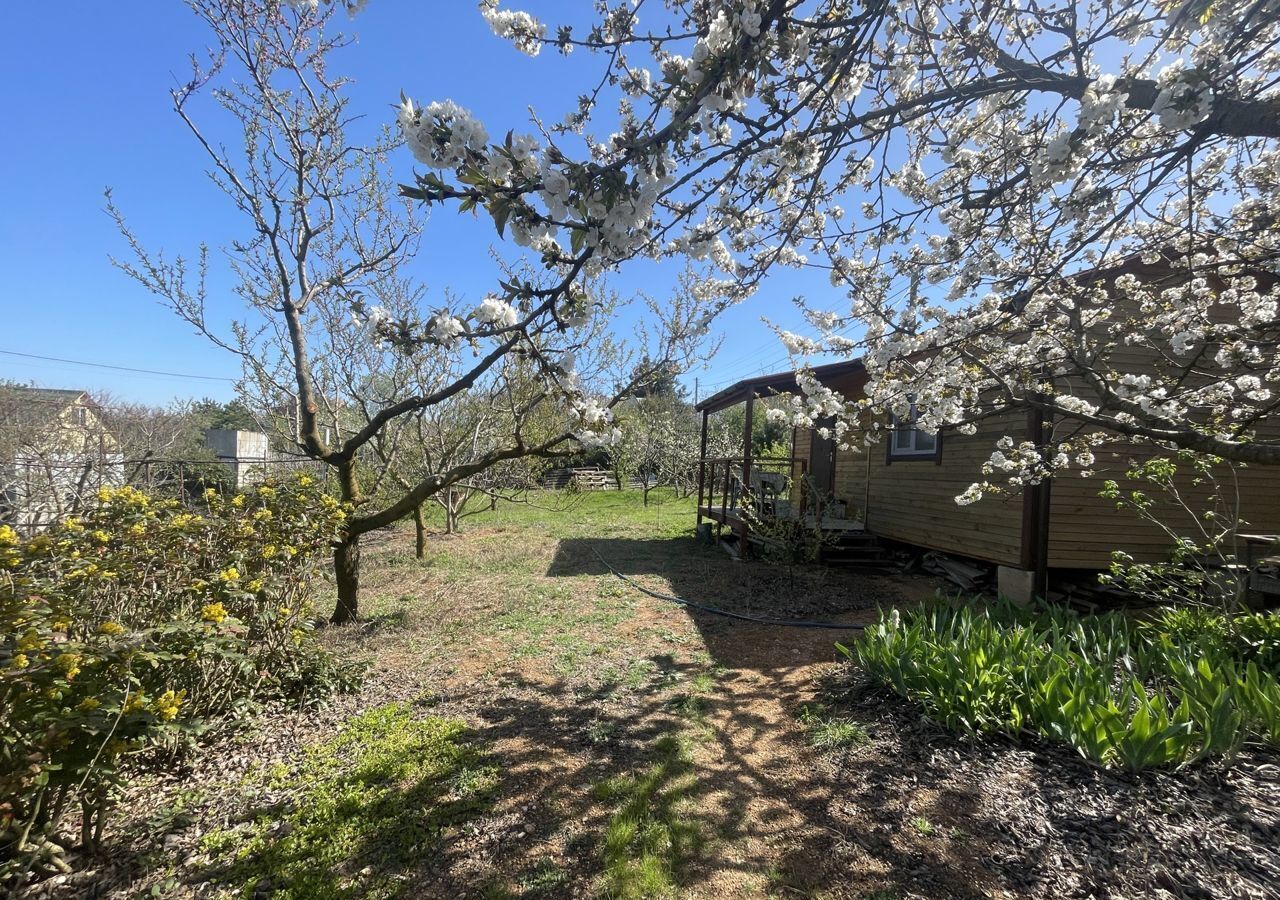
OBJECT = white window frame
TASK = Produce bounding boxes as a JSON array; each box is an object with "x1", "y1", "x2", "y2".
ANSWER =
[{"x1": 888, "y1": 400, "x2": 939, "y2": 460}]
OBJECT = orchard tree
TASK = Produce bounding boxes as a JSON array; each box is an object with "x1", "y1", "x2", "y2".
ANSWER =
[
  {"x1": 400, "y1": 0, "x2": 1280, "y2": 508},
  {"x1": 111, "y1": 0, "x2": 719, "y2": 622},
  {"x1": 610, "y1": 396, "x2": 694, "y2": 503}
]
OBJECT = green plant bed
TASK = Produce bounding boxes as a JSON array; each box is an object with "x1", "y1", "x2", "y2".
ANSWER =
[{"x1": 843, "y1": 601, "x2": 1280, "y2": 771}]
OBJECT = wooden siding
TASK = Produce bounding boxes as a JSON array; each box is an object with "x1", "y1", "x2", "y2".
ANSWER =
[
  {"x1": 792, "y1": 413, "x2": 1280, "y2": 570},
  {"x1": 1047, "y1": 440, "x2": 1280, "y2": 568},
  {"x1": 1042, "y1": 319, "x2": 1280, "y2": 568},
  {"x1": 794, "y1": 407, "x2": 1026, "y2": 566},
  {"x1": 831, "y1": 411, "x2": 1027, "y2": 567}
]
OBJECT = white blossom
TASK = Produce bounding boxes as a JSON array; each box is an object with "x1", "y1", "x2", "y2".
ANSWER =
[
  {"x1": 480, "y1": 2, "x2": 546, "y2": 56},
  {"x1": 394, "y1": 0, "x2": 1280, "y2": 494},
  {"x1": 399, "y1": 98, "x2": 488, "y2": 170},
  {"x1": 431, "y1": 314, "x2": 466, "y2": 346},
  {"x1": 1151, "y1": 60, "x2": 1213, "y2": 131},
  {"x1": 473, "y1": 294, "x2": 518, "y2": 328}
]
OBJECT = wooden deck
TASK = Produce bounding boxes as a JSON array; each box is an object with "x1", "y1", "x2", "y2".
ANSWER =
[
  {"x1": 697, "y1": 505, "x2": 890, "y2": 566},
  {"x1": 695, "y1": 454, "x2": 885, "y2": 565},
  {"x1": 697, "y1": 505, "x2": 867, "y2": 533}
]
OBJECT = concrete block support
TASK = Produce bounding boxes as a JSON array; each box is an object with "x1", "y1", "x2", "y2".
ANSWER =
[{"x1": 997, "y1": 565, "x2": 1037, "y2": 606}]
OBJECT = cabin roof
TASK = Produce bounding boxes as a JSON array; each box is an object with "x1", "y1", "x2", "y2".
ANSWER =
[{"x1": 695, "y1": 357, "x2": 864, "y2": 413}]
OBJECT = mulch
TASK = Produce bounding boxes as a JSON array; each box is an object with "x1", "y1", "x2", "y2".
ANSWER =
[{"x1": 805, "y1": 671, "x2": 1280, "y2": 900}]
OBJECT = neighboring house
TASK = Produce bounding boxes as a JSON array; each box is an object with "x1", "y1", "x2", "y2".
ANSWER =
[
  {"x1": 695, "y1": 350, "x2": 1280, "y2": 603},
  {"x1": 0, "y1": 387, "x2": 123, "y2": 532}
]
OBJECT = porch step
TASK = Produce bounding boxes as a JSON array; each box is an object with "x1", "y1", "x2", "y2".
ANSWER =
[
  {"x1": 821, "y1": 550, "x2": 895, "y2": 567},
  {"x1": 819, "y1": 532, "x2": 894, "y2": 568}
]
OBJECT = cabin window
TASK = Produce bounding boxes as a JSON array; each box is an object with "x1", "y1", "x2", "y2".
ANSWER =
[
  {"x1": 887, "y1": 399, "x2": 941, "y2": 462},
  {"x1": 73, "y1": 406, "x2": 88, "y2": 426}
]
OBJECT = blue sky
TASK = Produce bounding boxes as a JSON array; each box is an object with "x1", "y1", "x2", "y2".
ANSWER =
[{"x1": 0, "y1": 2, "x2": 838, "y2": 407}]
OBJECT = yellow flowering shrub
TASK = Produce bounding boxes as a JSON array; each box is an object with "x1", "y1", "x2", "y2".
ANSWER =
[
  {"x1": 0, "y1": 474, "x2": 355, "y2": 879},
  {"x1": 200, "y1": 602, "x2": 228, "y2": 624}
]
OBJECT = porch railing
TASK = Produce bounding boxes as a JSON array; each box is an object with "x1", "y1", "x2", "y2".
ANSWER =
[{"x1": 696, "y1": 455, "x2": 809, "y2": 526}]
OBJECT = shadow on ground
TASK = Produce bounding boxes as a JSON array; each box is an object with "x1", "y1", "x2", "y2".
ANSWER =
[
  {"x1": 56, "y1": 516, "x2": 1280, "y2": 900},
  {"x1": 547, "y1": 535, "x2": 904, "y2": 671},
  {"x1": 418, "y1": 668, "x2": 1020, "y2": 899}
]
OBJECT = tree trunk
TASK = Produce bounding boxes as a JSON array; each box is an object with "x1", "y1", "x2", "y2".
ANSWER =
[
  {"x1": 441, "y1": 489, "x2": 466, "y2": 534},
  {"x1": 331, "y1": 457, "x2": 361, "y2": 623},
  {"x1": 331, "y1": 532, "x2": 361, "y2": 624},
  {"x1": 413, "y1": 503, "x2": 427, "y2": 559}
]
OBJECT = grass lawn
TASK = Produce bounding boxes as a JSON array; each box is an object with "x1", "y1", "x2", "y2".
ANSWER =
[{"x1": 41, "y1": 489, "x2": 1280, "y2": 900}]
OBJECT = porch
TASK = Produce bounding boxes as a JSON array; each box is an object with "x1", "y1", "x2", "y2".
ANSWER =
[
  {"x1": 695, "y1": 455, "x2": 865, "y2": 533},
  {"x1": 693, "y1": 357, "x2": 883, "y2": 563}
]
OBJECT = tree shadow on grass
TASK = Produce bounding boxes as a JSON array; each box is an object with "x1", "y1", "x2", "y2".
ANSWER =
[
  {"x1": 547, "y1": 535, "x2": 902, "y2": 672},
  {"x1": 161, "y1": 527, "x2": 1279, "y2": 899},
  {"x1": 351, "y1": 605, "x2": 412, "y2": 635},
  {"x1": 168, "y1": 660, "x2": 1180, "y2": 900},
  {"x1": 543, "y1": 536, "x2": 1280, "y2": 897},
  {"x1": 189, "y1": 705, "x2": 499, "y2": 899},
  {"x1": 423, "y1": 664, "x2": 1030, "y2": 899}
]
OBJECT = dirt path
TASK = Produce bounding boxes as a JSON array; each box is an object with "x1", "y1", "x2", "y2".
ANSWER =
[
  {"x1": 338, "y1": 523, "x2": 1280, "y2": 900},
  {"x1": 334, "y1": 521, "x2": 982, "y2": 898}
]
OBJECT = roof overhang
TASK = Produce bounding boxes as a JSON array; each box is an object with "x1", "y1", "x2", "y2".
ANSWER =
[{"x1": 695, "y1": 357, "x2": 865, "y2": 413}]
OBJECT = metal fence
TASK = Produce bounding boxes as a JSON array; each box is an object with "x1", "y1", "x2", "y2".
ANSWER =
[{"x1": 1, "y1": 454, "x2": 328, "y2": 534}]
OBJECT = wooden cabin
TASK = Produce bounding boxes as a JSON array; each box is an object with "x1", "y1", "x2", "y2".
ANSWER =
[{"x1": 694, "y1": 358, "x2": 1280, "y2": 601}]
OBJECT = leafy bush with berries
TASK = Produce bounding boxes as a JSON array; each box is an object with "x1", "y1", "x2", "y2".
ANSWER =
[{"x1": 0, "y1": 476, "x2": 358, "y2": 883}]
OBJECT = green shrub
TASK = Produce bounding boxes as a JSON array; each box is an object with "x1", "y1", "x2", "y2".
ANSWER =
[
  {"x1": 1140, "y1": 606, "x2": 1280, "y2": 672},
  {"x1": 851, "y1": 606, "x2": 1044, "y2": 734},
  {"x1": 844, "y1": 601, "x2": 1280, "y2": 771},
  {"x1": 1236, "y1": 662, "x2": 1280, "y2": 743},
  {"x1": 0, "y1": 477, "x2": 356, "y2": 883}
]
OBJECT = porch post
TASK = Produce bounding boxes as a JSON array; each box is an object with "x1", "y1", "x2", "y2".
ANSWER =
[
  {"x1": 1016, "y1": 403, "x2": 1053, "y2": 603},
  {"x1": 696, "y1": 408, "x2": 709, "y2": 526}
]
